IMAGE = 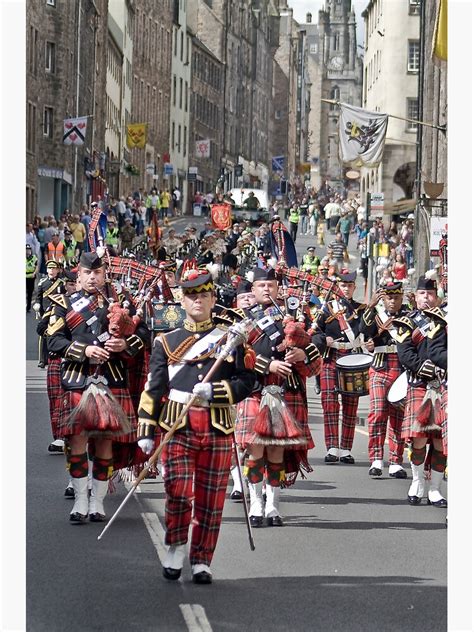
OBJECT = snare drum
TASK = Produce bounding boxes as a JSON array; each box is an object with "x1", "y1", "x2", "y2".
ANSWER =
[
  {"x1": 335, "y1": 353, "x2": 373, "y2": 396},
  {"x1": 387, "y1": 371, "x2": 408, "y2": 411}
]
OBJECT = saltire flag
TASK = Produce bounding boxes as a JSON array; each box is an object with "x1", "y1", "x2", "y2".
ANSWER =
[
  {"x1": 126, "y1": 123, "x2": 147, "y2": 149},
  {"x1": 210, "y1": 203, "x2": 232, "y2": 230},
  {"x1": 269, "y1": 220, "x2": 298, "y2": 268},
  {"x1": 338, "y1": 103, "x2": 388, "y2": 168},
  {"x1": 63, "y1": 116, "x2": 88, "y2": 145},
  {"x1": 88, "y1": 207, "x2": 107, "y2": 252},
  {"x1": 432, "y1": 0, "x2": 447, "y2": 62}
]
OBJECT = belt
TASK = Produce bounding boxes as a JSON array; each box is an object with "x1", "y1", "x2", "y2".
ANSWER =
[
  {"x1": 373, "y1": 345, "x2": 397, "y2": 354},
  {"x1": 168, "y1": 388, "x2": 209, "y2": 408},
  {"x1": 330, "y1": 339, "x2": 359, "y2": 350}
]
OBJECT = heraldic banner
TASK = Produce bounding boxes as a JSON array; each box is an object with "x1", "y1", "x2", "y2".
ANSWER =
[
  {"x1": 63, "y1": 116, "x2": 88, "y2": 145},
  {"x1": 126, "y1": 123, "x2": 147, "y2": 149},
  {"x1": 211, "y1": 203, "x2": 232, "y2": 231},
  {"x1": 338, "y1": 103, "x2": 388, "y2": 168}
]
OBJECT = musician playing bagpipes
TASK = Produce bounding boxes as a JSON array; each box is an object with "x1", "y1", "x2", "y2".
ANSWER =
[
  {"x1": 312, "y1": 269, "x2": 367, "y2": 464},
  {"x1": 360, "y1": 282, "x2": 410, "y2": 479},
  {"x1": 235, "y1": 267, "x2": 322, "y2": 527},
  {"x1": 394, "y1": 275, "x2": 447, "y2": 508},
  {"x1": 47, "y1": 252, "x2": 151, "y2": 524},
  {"x1": 135, "y1": 264, "x2": 254, "y2": 584}
]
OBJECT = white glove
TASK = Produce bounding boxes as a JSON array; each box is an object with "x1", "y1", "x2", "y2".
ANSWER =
[
  {"x1": 192, "y1": 383, "x2": 212, "y2": 401},
  {"x1": 33, "y1": 303, "x2": 41, "y2": 312},
  {"x1": 138, "y1": 438, "x2": 155, "y2": 456}
]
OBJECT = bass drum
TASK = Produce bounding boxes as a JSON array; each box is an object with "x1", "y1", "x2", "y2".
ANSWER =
[
  {"x1": 335, "y1": 353, "x2": 373, "y2": 396},
  {"x1": 387, "y1": 371, "x2": 408, "y2": 411}
]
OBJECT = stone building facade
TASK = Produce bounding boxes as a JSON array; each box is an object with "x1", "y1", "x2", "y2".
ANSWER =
[{"x1": 26, "y1": 0, "x2": 108, "y2": 220}]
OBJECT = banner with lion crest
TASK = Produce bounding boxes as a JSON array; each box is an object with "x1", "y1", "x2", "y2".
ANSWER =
[{"x1": 338, "y1": 103, "x2": 388, "y2": 168}]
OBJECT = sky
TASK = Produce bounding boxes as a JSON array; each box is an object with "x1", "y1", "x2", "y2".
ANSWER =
[{"x1": 289, "y1": 0, "x2": 367, "y2": 48}]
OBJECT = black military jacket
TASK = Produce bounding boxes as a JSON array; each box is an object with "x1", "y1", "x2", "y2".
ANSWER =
[
  {"x1": 314, "y1": 298, "x2": 366, "y2": 360},
  {"x1": 35, "y1": 276, "x2": 65, "y2": 315},
  {"x1": 137, "y1": 318, "x2": 254, "y2": 437},
  {"x1": 360, "y1": 304, "x2": 409, "y2": 370},
  {"x1": 394, "y1": 306, "x2": 447, "y2": 386},
  {"x1": 47, "y1": 289, "x2": 149, "y2": 390}
]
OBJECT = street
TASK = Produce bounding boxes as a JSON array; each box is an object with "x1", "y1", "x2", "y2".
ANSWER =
[{"x1": 26, "y1": 217, "x2": 447, "y2": 632}]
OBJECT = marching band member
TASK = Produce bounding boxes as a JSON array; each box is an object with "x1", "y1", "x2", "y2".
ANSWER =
[
  {"x1": 394, "y1": 276, "x2": 447, "y2": 507},
  {"x1": 136, "y1": 267, "x2": 254, "y2": 584},
  {"x1": 47, "y1": 252, "x2": 150, "y2": 523},
  {"x1": 235, "y1": 268, "x2": 322, "y2": 527},
  {"x1": 314, "y1": 270, "x2": 366, "y2": 464},
  {"x1": 33, "y1": 260, "x2": 65, "y2": 368},
  {"x1": 360, "y1": 282, "x2": 408, "y2": 478}
]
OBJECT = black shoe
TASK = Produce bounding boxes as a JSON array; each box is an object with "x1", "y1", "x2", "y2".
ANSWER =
[
  {"x1": 250, "y1": 515, "x2": 263, "y2": 528},
  {"x1": 89, "y1": 512, "x2": 106, "y2": 522},
  {"x1": 48, "y1": 442, "x2": 64, "y2": 454},
  {"x1": 192, "y1": 571, "x2": 212, "y2": 585},
  {"x1": 389, "y1": 469, "x2": 408, "y2": 479},
  {"x1": 38, "y1": 362, "x2": 45, "y2": 369},
  {"x1": 64, "y1": 486, "x2": 75, "y2": 499},
  {"x1": 324, "y1": 454, "x2": 339, "y2": 463},
  {"x1": 407, "y1": 495, "x2": 422, "y2": 505},
  {"x1": 266, "y1": 516, "x2": 283, "y2": 527},
  {"x1": 369, "y1": 467, "x2": 382, "y2": 477},
  {"x1": 427, "y1": 497, "x2": 448, "y2": 508},
  {"x1": 69, "y1": 512, "x2": 88, "y2": 524},
  {"x1": 340, "y1": 455, "x2": 355, "y2": 464},
  {"x1": 162, "y1": 567, "x2": 182, "y2": 581},
  {"x1": 230, "y1": 490, "x2": 243, "y2": 502}
]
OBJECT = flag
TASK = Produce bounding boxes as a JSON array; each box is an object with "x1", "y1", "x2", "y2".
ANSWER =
[
  {"x1": 432, "y1": 0, "x2": 447, "y2": 61},
  {"x1": 211, "y1": 203, "x2": 232, "y2": 230},
  {"x1": 63, "y1": 116, "x2": 88, "y2": 145},
  {"x1": 126, "y1": 123, "x2": 147, "y2": 149},
  {"x1": 338, "y1": 103, "x2": 388, "y2": 168},
  {"x1": 88, "y1": 207, "x2": 107, "y2": 252}
]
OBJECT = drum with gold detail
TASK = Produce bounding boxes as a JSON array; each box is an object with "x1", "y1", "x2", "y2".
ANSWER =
[
  {"x1": 335, "y1": 353, "x2": 372, "y2": 396},
  {"x1": 150, "y1": 303, "x2": 186, "y2": 332},
  {"x1": 387, "y1": 370, "x2": 408, "y2": 411}
]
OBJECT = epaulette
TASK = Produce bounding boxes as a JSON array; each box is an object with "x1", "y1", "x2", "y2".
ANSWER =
[
  {"x1": 424, "y1": 306, "x2": 447, "y2": 324},
  {"x1": 392, "y1": 315, "x2": 415, "y2": 330}
]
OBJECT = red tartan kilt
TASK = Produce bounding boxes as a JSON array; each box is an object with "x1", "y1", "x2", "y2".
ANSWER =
[
  {"x1": 235, "y1": 392, "x2": 314, "y2": 451},
  {"x1": 124, "y1": 349, "x2": 150, "y2": 414},
  {"x1": 57, "y1": 387, "x2": 137, "y2": 441},
  {"x1": 401, "y1": 384, "x2": 444, "y2": 440},
  {"x1": 46, "y1": 357, "x2": 63, "y2": 437},
  {"x1": 440, "y1": 387, "x2": 448, "y2": 456}
]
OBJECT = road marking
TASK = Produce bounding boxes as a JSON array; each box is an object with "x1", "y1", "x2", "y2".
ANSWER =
[
  {"x1": 140, "y1": 511, "x2": 168, "y2": 563},
  {"x1": 179, "y1": 604, "x2": 213, "y2": 632}
]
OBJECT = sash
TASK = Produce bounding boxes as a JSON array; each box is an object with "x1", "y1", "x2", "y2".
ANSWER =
[
  {"x1": 375, "y1": 304, "x2": 398, "y2": 341},
  {"x1": 329, "y1": 299, "x2": 356, "y2": 343},
  {"x1": 167, "y1": 328, "x2": 226, "y2": 381}
]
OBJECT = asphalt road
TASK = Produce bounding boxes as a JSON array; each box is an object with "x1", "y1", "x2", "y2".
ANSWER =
[{"x1": 25, "y1": 215, "x2": 447, "y2": 632}]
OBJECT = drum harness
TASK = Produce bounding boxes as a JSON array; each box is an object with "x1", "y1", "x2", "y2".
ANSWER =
[{"x1": 327, "y1": 299, "x2": 365, "y2": 354}]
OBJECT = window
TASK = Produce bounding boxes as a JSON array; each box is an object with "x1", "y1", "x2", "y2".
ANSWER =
[
  {"x1": 174, "y1": 27, "x2": 178, "y2": 57},
  {"x1": 46, "y1": 0, "x2": 56, "y2": 5},
  {"x1": 179, "y1": 77, "x2": 183, "y2": 109},
  {"x1": 408, "y1": 40, "x2": 419, "y2": 72},
  {"x1": 406, "y1": 98, "x2": 418, "y2": 132},
  {"x1": 309, "y1": 43, "x2": 317, "y2": 54},
  {"x1": 45, "y1": 41, "x2": 56, "y2": 73},
  {"x1": 173, "y1": 75, "x2": 176, "y2": 106},
  {"x1": 180, "y1": 31, "x2": 184, "y2": 61},
  {"x1": 183, "y1": 125, "x2": 187, "y2": 157},
  {"x1": 171, "y1": 121, "x2": 175, "y2": 149},
  {"x1": 408, "y1": 0, "x2": 420, "y2": 16},
  {"x1": 27, "y1": 102, "x2": 37, "y2": 152},
  {"x1": 334, "y1": 33, "x2": 340, "y2": 51},
  {"x1": 177, "y1": 125, "x2": 181, "y2": 153},
  {"x1": 184, "y1": 81, "x2": 188, "y2": 112},
  {"x1": 43, "y1": 106, "x2": 53, "y2": 138},
  {"x1": 29, "y1": 26, "x2": 38, "y2": 75}
]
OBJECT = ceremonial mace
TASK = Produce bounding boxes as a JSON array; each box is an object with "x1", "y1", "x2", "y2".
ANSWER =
[
  {"x1": 97, "y1": 319, "x2": 252, "y2": 541},
  {"x1": 232, "y1": 441, "x2": 256, "y2": 551}
]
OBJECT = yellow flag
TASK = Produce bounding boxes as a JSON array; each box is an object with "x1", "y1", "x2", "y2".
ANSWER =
[
  {"x1": 126, "y1": 123, "x2": 147, "y2": 149},
  {"x1": 432, "y1": 0, "x2": 447, "y2": 61}
]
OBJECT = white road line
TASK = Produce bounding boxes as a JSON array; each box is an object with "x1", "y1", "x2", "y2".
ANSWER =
[
  {"x1": 140, "y1": 512, "x2": 168, "y2": 564},
  {"x1": 179, "y1": 604, "x2": 213, "y2": 632}
]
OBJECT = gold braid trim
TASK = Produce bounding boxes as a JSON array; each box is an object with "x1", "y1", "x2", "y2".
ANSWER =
[{"x1": 160, "y1": 334, "x2": 219, "y2": 365}]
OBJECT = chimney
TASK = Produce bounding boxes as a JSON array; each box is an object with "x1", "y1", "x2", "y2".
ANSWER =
[{"x1": 306, "y1": 12, "x2": 312, "y2": 23}]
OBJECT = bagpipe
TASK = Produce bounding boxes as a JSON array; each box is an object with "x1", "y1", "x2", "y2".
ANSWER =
[{"x1": 438, "y1": 232, "x2": 447, "y2": 294}]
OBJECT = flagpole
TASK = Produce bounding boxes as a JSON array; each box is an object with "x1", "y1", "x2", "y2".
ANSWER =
[
  {"x1": 73, "y1": 0, "x2": 82, "y2": 212},
  {"x1": 321, "y1": 98, "x2": 446, "y2": 132}
]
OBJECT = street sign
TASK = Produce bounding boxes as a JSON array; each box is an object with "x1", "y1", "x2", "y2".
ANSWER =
[
  {"x1": 429, "y1": 216, "x2": 448, "y2": 256},
  {"x1": 272, "y1": 155, "x2": 285, "y2": 172},
  {"x1": 164, "y1": 163, "x2": 174, "y2": 175},
  {"x1": 234, "y1": 164, "x2": 243, "y2": 177},
  {"x1": 146, "y1": 163, "x2": 155, "y2": 175},
  {"x1": 370, "y1": 192, "x2": 384, "y2": 211}
]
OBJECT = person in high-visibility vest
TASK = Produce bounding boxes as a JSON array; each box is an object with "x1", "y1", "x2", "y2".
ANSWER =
[
  {"x1": 62, "y1": 229, "x2": 79, "y2": 264},
  {"x1": 300, "y1": 246, "x2": 320, "y2": 275},
  {"x1": 288, "y1": 204, "x2": 300, "y2": 242},
  {"x1": 105, "y1": 220, "x2": 120, "y2": 250},
  {"x1": 45, "y1": 232, "x2": 65, "y2": 264},
  {"x1": 26, "y1": 244, "x2": 39, "y2": 312}
]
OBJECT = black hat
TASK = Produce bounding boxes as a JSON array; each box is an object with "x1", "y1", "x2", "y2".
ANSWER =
[
  {"x1": 64, "y1": 269, "x2": 77, "y2": 282},
  {"x1": 416, "y1": 275, "x2": 437, "y2": 291},
  {"x1": 46, "y1": 260, "x2": 60, "y2": 269},
  {"x1": 79, "y1": 251, "x2": 104, "y2": 270},
  {"x1": 383, "y1": 281, "x2": 403, "y2": 294},
  {"x1": 236, "y1": 280, "x2": 253, "y2": 295},
  {"x1": 337, "y1": 269, "x2": 357, "y2": 283},
  {"x1": 223, "y1": 253, "x2": 238, "y2": 269},
  {"x1": 25, "y1": 244, "x2": 32, "y2": 250},
  {"x1": 307, "y1": 246, "x2": 316, "y2": 252},
  {"x1": 250, "y1": 267, "x2": 276, "y2": 282},
  {"x1": 179, "y1": 265, "x2": 214, "y2": 295}
]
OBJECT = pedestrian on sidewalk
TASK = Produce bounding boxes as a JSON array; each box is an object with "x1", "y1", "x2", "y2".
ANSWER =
[
  {"x1": 288, "y1": 203, "x2": 299, "y2": 242},
  {"x1": 26, "y1": 245, "x2": 39, "y2": 312}
]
